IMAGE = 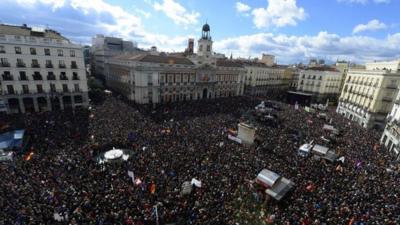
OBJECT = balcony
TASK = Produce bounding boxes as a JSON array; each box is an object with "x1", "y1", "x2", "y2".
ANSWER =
[
  {"x1": 5, "y1": 90, "x2": 16, "y2": 95},
  {"x1": 47, "y1": 75, "x2": 56, "y2": 80},
  {"x1": 22, "y1": 89, "x2": 30, "y2": 94},
  {"x1": 2, "y1": 74, "x2": 13, "y2": 81},
  {"x1": 386, "y1": 85, "x2": 397, "y2": 90},
  {"x1": 0, "y1": 62, "x2": 10, "y2": 67},
  {"x1": 31, "y1": 63, "x2": 40, "y2": 68},
  {"x1": 72, "y1": 75, "x2": 79, "y2": 80},
  {"x1": 382, "y1": 97, "x2": 393, "y2": 102},
  {"x1": 0, "y1": 50, "x2": 5, "y2": 53},
  {"x1": 59, "y1": 64, "x2": 66, "y2": 69},
  {"x1": 19, "y1": 76, "x2": 28, "y2": 81},
  {"x1": 71, "y1": 63, "x2": 78, "y2": 69},
  {"x1": 46, "y1": 63, "x2": 53, "y2": 68},
  {"x1": 60, "y1": 75, "x2": 68, "y2": 81},
  {"x1": 16, "y1": 62, "x2": 26, "y2": 68},
  {"x1": 32, "y1": 74, "x2": 43, "y2": 81}
]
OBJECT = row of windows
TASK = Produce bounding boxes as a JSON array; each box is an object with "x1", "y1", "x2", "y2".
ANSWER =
[
  {"x1": 0, "y1": 58, "x2": 78, "y2": 69},
  {"x1": 0, "y1": 45, "x2": 75, "y2": 57},
  {"x1": 1, "y1": 71, "x2": 80, "y2": 81},
  {"x1": 4, "y1": 83, "x2": 81, "y2": 95}
]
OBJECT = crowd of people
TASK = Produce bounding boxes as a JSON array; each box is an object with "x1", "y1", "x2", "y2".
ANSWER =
[{"x1": 0, "y1": 94, "x2": 399, "y2": 225}]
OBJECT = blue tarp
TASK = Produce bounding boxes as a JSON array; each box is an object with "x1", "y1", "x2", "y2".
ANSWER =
[{"x1": 0, "y1": 129, "x2": 25, "y2": 150}]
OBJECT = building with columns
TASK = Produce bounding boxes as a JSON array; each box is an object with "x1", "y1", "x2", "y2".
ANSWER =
[
  {"x1": 104, "y1": 23, "x2": 245, "y2": 104},
  {"x1": 336, "y1": 60, "x2": 400, "y2": 129},
  {"x1": 0, "y1": 24, "x2": 88, "y2": 114}
]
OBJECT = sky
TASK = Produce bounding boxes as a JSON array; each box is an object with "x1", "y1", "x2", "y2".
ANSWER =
[{"x1": 1, "y1": 0, "x2": 400, "y2": 64}]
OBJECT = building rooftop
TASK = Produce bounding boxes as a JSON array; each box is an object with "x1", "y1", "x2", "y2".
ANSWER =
[
  {"x1": 303, "y1": 66, "x2": 339, "y2": 72},
  {"x1": 113, "y1": 53, "x2": 195, "y2": 65},
  {"x1": 216, "y1": 59, "x2": 244, "y2": 68},
  {"x1": 0, "y1": 24, "x2": 69, "y2": 41}
]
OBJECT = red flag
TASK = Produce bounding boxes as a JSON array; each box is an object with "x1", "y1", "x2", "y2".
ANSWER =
[
  {"x1": 150, "y1": 183, "x2": 156, "y2": 194},
  {"x1": 306, "y1": 184, "x2": 314, "y2": 192}
]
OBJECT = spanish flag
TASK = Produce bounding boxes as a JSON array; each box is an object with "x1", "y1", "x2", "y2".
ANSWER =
[{"x1": 150, "y1": 183, "x2": 156, "y2": 194}]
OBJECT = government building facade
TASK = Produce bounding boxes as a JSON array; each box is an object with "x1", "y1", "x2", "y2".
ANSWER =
[
  {"x1": 0, "y1": 24, "x2": 88, "y2": 113},
  {"x1": 104, "y1": 23, "x2": 245, "y2": 104}
]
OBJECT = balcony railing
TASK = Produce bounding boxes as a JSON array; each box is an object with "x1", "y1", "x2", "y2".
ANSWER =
[
  {"x1": 71, "y1": 64, "x2": 78, "y2": 69},
  {"x1": 59, "y1": 64, "x2": 66, "y2": 69},
  {"x1": 386, "y1": 85, "x2": 397, "y2": 90},
  {"x1": 0, "y1": 50, "x2": 5, "y2": 53},
  {"x1": 60, "y1": 76, "x2": 68, "y2": 81},
  {"x1": 0, "y1": 62, "x2": 10, "y2": 67},
  {"x1": 46, "y1": 63, "x2": 53, "y2": 68},
  {"x1": 5, "y1": 90, "x2": 16, "y2": 95},
  {"x1": 2, "y1": 74, "x2": 13, "y2": 81},
  {"x1": 382, "y1": 97, "x2": 393, "y2": 102},
  {"x1": 32, "y1": 74, "x2": 43, "y2": 81},
  {"x1": 47, "y1": 75, "x2": 56, "y2": 80},
  {"x1": 31, "y1": 63, "x2": 40, "y2": 68},
  {"x1": 72, "y1": 75, "x2": 79, "y2": 80},
  {"x1": 19, "y1": 76, "x2": 28, "y2": 81},
  {"x1": 17, "y1": 62, "x2": 26, "y2": 68}
]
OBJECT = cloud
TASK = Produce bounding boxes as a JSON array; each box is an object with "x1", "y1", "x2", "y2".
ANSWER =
[
  {"x1": 236, "y1": 2, "x2": 251, "y2": 13},
  {"x1": 15, "y1": 0, "x2": 66, "y2": 10},
  {"x1": 135, "y1": 9, "x2": 151, "y2": 19},
  {"x1": 337, "y1": 0, "x2": 390, "y2": 4},
  {"x1": 251, "y1": 0, "x2": 306, "y2": 29},
  {"x1": 7, "y1": 0, "x2": 193, "y2": 51},
  {"x1": 153, "y1": 0, "x2": 200, "y2": 26},
  {"x1": 353, "y1": 19, "x2": 387, "y2": 34},
  {"x1": 214, "y1": 31, "x2": 400, "y2": 63}
]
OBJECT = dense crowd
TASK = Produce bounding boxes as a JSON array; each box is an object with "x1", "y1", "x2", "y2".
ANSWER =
[{"x1": 0, "y1": 95, "x2": 399, "y2": 225}]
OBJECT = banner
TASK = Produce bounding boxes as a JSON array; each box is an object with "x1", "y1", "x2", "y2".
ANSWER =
[{"x1": 228, "y1": 134, "x2": 242, "y2": 144}]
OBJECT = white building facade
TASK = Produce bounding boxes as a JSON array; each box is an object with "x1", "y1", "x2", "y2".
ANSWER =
[
  {"x1": 297, "y1": 68, "x2": 343, "y2": 103},
  {"x1": 381, "y1": 90, "x2": 400, "y2": 160},
  {"x1": 91, "y1": 35, "x2": 139, "y2": 82},
  {"x1": 104, "y1": 23, "x2": 245, "y2": 104},
  {"x1": 243, "y1": 62, "x2": 291, "y2": 96},
  {"x1": 0, "y1": 24, "x2": 88, "y2": 113},
  {"x1": 337, "y1": 60, "x2": 400, "y2": 129}
]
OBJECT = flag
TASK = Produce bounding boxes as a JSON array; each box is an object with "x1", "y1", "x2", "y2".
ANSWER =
[
  {"x1": 306, "y1": 183, "x2": 314, "y2": 192},
  {"x1": 24, "y1": 152, "x2": 34, "y2": 161},
  {"x1": 348, "y1": 217, "x2": 355, "y2": 225},
  {"x1": 128, "y1": 171, "x2": 134, "y2": 185},
  {"x1": 135, "y1": 178, "x2": 142, "y2": 186},
  {"x1": 191, "y1": 178, "x2": 202, "y2": 188},
  {"x1": 150, "y1": 183, "x2": 156, "y2": 194}
]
